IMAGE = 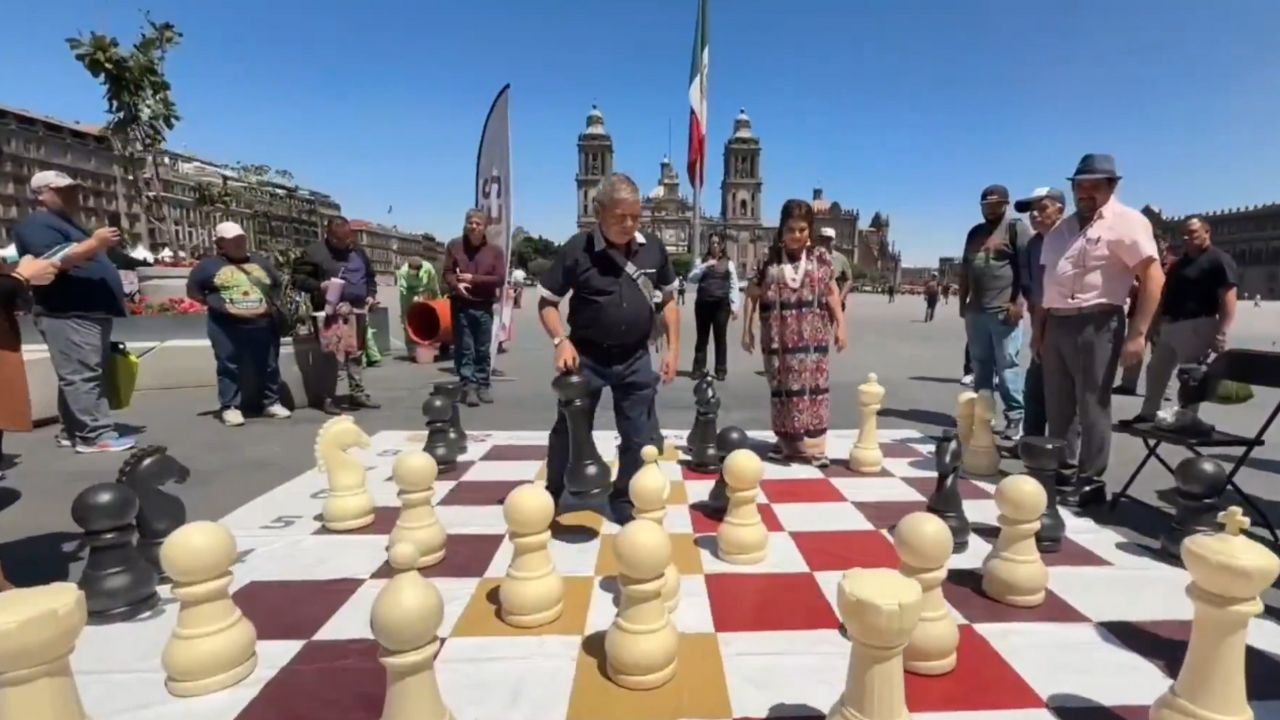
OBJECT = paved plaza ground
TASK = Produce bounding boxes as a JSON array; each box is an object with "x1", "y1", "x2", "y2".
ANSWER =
[{"x1": 2, "y1": 292, "x2": 1278, "y2": 593}]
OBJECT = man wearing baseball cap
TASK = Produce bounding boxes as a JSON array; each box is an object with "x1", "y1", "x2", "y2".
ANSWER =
[
  {"x1": 957, "y1": 183, "x2": 1032, "y2": 442},
  {"x1": 13, "y1": 170, "x2": 135, "y2": 453}
]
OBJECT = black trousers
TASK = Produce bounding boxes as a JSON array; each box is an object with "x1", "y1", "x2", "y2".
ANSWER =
[
  {"x1": 546, "y1": 343, "x2": 661, "y2": 505},
  {"x1": 692, "y1": 298, "x2": 731, "y2": 375}
]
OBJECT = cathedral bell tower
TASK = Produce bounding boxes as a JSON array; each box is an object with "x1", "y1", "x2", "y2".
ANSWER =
[
  {"x1": 576, "y1": 105, "x2": 614, "y2": 230},
  {"x1": 721, "y1": 108, "x2": 762, "y2": 226}
]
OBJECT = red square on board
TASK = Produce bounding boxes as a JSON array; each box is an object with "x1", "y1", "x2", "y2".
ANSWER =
[
  {"x1": 233, "y1": 579, "x2": 364, "y2": 641},
  {"x1": 760, "y1": 478, "x2": 846, "y2": 504},
  {"x1": 706, "y1": 573, "x2": 839, "y2": 632},
  {"x1": 682, "y1": 464, "x2": 719, "y2": 480},
  {"x1": 881, "y1": 441, "x2": 927, "y2": 459},
  {"x1": 235, "y1": 639, "x2": 385, "y2": 720},
  {"x1": 480, "y1": 444, "x2": 548, "y2": 461},
  {"x1": 822, "y1": 459, "x2": 895, "y2": 478},
  {"x1": 904, "y1": 624, "x2": 1043, "y2": 712},
  {"x1": 437, "y1": 480, "x2": 524, "y2": 506},
  {"x1": 850, "y1": 500, "x2": 927, "y2": 530},
  {"x1": 903, "y1": 476, "x2": 993, "y2": 499},
  {"x1": 690, "y1": 502, "x2": 784, "y2": 534},
  {"x1": 370, "y1": 533, "x2": 504, "y2": 579},
  {"x1": 792, "y1": 530, "x2": 900, "y2": 572},
  {"x1": 942, "y1": 568, "x2": 1088, "y2": 623},
  {"x1": 437, "y1": 460, "x2": 476, "y2": 482}
]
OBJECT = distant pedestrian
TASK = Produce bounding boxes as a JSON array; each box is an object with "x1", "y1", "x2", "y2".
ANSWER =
[
  {"x1": 687, "y1": 237, "x2": 739, "y2": 381},
  {"x1": 443, "y1": 209, "x2": 506, "y2": 406},
  {"x1": 923, "y1": 273, "x2": 940, "y2": 321},
  {"x1": 887, "y1": 283, "x2": 896, "y2": 303},
  {"x1": 942, "y1": 283, "x2": 951, "y2": 305},
  {"x1": 677, "y1": 276, "x2": 686, "y2": 305},
  {"x1": 187, "y1": 222, "x2": 291, "y2": 427}
]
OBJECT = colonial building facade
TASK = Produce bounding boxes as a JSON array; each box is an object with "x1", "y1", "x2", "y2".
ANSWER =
[
  {"x1": 574, "y1": 105, "x2": 895, "y2": 278},
  {"x1": 1145, "y1": 203, "x2": 1280, "y2": 300}
]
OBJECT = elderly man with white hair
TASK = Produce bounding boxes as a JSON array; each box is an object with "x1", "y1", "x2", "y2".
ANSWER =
[{"x1": 537, "y1": 173, "x2": 680, "y2": 523}]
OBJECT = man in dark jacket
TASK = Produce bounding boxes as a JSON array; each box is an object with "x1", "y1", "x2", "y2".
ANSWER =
[
  {"x1": 443, "y1": 209, "x2": 506, "y2": 406},
  {"x1": 291, "y1": 216, "x2": 381, "y2": 413}
]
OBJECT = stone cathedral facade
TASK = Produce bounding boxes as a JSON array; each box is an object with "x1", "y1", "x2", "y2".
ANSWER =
[{"x1": 575, "y1": 105, "x2": 891, "y2": 277}]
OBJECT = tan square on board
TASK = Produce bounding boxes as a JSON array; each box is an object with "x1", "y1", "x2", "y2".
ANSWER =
[
  {"x1": 565, "y1": 631, "x2": 731, "y2": 720},
  {"x1": 595, "y1": 533, "x2": 703, "y2": 577},
  {"x1": 449, "y1": 576, "x2": 594, "y2": 637}
]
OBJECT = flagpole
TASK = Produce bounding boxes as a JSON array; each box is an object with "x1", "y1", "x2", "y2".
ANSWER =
[{"x1": 692, "y1": 181, "x2": 701, "y2": 259}]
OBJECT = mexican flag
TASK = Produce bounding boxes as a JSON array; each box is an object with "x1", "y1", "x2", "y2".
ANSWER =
[{"x1": 686, "y1": 0, "x2": 709, "y2": 189}]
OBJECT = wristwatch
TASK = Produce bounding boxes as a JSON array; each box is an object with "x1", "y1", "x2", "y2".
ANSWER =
[{"x1": 552, "y1": 336, "x2": 567, "y2": 348}]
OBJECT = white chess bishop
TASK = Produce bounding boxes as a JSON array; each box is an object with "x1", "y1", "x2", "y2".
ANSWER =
[
  {"x1": 0, "y1": 582, "x2": 90, "y2": 720},
  {"x1": 955, "y1": 390, "x2": 977, "y2": 449},
  {"x1": 388, "y1": 450, "x2": 447, "y2": 568},
  {"x1": 961, "y1": 390, "x2": 1000, "y2": 480},
  {"x1": 629, "y1": 445, "x2": 679, "y2": 613},
  {"x1": 499, "y1": 483, "x2": 564, "y2": 628},
  {"x1": 372, "y1": 542, "x2": 453, "y2": 720}
]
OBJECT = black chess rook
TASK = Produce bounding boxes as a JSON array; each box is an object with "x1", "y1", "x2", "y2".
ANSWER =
[
  {"x1": 1160, "y1": 456, "x2": 1231, "y2": 557},
  {"x1": 422, "y1": 395, "x2": 458, "y2": 468},
  {"x1": 926, "y1": 429, "x2": 970, "y2": 552},
  {"x1": 116, "y1": 445, "x2": 188, "y2": 582},
  {"x1": 72, "y1": 482, "x2": 160, "y2": 624},
  {"x1": 432, "y1": 382, "x2": 468, "y2": 456},
  {"x1": 687, "y1": 376, "x2": 720, "y2": 472},
  {"x1": 1018, "y1": 436, "x2": 1067, "y2": 553},
  {"x1": 553, "y1": 372, "x2": 611, "y2": 498}
]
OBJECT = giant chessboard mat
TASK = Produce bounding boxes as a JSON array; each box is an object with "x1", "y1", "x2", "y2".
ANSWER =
[{"x1": 72, "y1": 429, "x2": 1280, "y2": 720}]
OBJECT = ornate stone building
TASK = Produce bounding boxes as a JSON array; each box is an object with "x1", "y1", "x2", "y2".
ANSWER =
[
  {"x1": 349, "y1": 219, "x2": 440, "y2": 276},
  {"x1": 1145, "y1": 203, "x2": 1280, "y2": 300},
  {"x1": 575, "y1": 105, "x2": 893, "y2": 277}
]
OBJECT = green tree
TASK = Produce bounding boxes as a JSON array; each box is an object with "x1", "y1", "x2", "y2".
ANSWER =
[
  {"x1": 513, "y1": 235, "x2": 557, "y2": 269},
  {"x1": 67, "y1": 13, "x2": 183, "y2": 248},
  {"x1": 671, "y1": 253, "x2": 694, "y2": 278},
  {"x1": 527, "y1": 257, "x2": 553, "y2": 279}
]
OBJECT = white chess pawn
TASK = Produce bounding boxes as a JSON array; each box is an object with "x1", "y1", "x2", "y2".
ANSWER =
[
  {"x1": 372, "y1": 542, "x2": 454, "y2": 720},
  {"x1": 827, "y1": 568, "x2": 923, "y2": 720},
  {"x1": 849, "y1": 373, "x2": 885, "y2": 473},
  {"x1": 962, "y1": 390, "x2": 1000, "y2": 480},
  {"x1": 956, "y1": 391, "x2": 978, "y2": 449},
  {"x1": 605, "y1": 518, "x2": 679, "y2": 690},
  {"x1": 160, "y1": 521, "x2": 258, "y2": 697},
  {"x1": 388, "y1": 451, "x2": 447, "y2": 568},
  {"x1": 894, "y1": 511, "x2": 959, "y2": 676},
  {"x1": 981, "y1": 474, "x2": 1048, "y2": 608},
  {"x1": 1151, "y1": 507, "x2": 1280, "y2": 720},
  {"x1": 0, "y1": 582, "x2": 90, "y2": 720},
  {"x1": 630, "y1": 445, "x2": 679, "y2": 613},
  {"x1": 716, "y1": 448, "x2": 768, "y2": 565},
  {"x1": 499, "y1": 483, "x2": 564, "y2": 628}
]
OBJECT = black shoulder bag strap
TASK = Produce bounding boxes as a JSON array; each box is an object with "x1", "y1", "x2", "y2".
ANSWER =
[
  {"x1": 601, "y1": 239, "x2": 659, "y2": 308},
  {"x1": 1007, "y1": 218, "x2": 1022, "y2": 305}
]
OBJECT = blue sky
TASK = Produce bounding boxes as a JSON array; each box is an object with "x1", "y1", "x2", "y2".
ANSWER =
[{"x1": 1, "y1": 0, "x2": 1277, "y2": 265}]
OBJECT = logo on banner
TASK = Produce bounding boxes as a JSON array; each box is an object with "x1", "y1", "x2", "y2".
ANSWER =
[{"x1": 481, "y1": 166, "x2": 505, "y2": 242}]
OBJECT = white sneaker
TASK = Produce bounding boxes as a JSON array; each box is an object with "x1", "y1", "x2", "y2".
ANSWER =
[
  {"x1": 221, "y1": 408, "x2": 245, "y2": 427},
  {"x1": 263, "y1": 402, "x2": 292, "y2": 419},
  {"x1": 960, "y1": 374, "x2": 975, "y2": 387}
]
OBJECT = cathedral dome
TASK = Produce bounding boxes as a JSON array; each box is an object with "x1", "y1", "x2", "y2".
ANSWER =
[
  {"x1": 584, "y1": 104, "x2": 607, "y2": 135},
  {"x1": 732, "y1": 108, "x2": 753, "y2": 139}
]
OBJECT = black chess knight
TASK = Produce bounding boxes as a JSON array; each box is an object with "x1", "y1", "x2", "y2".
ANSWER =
[
  {"x1": 116, "y1": 445, "x2": 188, "y2": 581},
  {"x1": 422, "y1": 394, "x2": 458, "y2": 468},
  {"x1": 552, "y1": 372, "x2": 612, "y2": 498},
  {"x1": 686, "y1": 376, "x2": 720, "y2": 472},
  {"x1": 72, "y1": 482, "x2": 160, "y2": 624},
  {"x1": 1018, "y1": 436, "x2": 1066, "y2": 553},
  {"x1": 926, "y1": 429, "x2": 970, "y2": 552},
  {"x1": 1160, "y1": 456, "x2": 1230, "y2": 557},
  {"x1": 431, "y1": 382, "x2": 468, "y2": 456}
]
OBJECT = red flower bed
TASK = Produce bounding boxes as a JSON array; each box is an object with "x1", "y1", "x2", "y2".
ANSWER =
[{"x1": 128, "y1": 296, "x2": 207, "y2": 316}]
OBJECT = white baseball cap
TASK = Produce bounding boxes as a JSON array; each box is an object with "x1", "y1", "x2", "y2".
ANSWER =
[
  {"x1": 29, "y1": 170, "x2": 81, "y2": 194},
  {"x1": 214, "y1": 221, "x2": 247, "y2": 240},
  {"x1": 818, "y1": 227, "x2": 837, "y2": 239}
]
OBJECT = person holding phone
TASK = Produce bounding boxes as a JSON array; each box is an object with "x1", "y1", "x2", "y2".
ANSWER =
[{"x1": 12, "y1": 170, "x2": 136, "y2": 454}]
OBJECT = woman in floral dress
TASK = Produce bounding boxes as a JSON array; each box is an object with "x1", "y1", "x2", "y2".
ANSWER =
[{"x1": 742, "y1": 199, "x2": 848, "y2": 466}]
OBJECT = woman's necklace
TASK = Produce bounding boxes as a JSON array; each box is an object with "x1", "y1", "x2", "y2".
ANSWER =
[{"x1": 781, "y1": 249, "x2": 807, "y2": 289}]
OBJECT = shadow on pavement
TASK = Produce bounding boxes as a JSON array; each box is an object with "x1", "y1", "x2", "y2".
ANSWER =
[
  {"x1": 0, "y1": 531, "x2": 83, "y2": 587},
  {"x1": 879, "y1": 406, "x2": 957, "y2": 429}
]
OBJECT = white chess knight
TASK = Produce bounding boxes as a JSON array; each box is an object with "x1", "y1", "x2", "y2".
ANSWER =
[
  {"x1": 160, "y1": 521, "x2": 259, "y2": 697},
  {"x1": 0, "y1": 582, "x2": 90, "y2": 720},
  {"x1": 981, "y1": 474, "x2": 1048, "y2": 608},
  {"x1": 849, "y1": 373, "x2": 885, "y2": 473},
  {"x1": 1150, "y1": 507, "x2": 1280, "y2": 720},
  {"x1": 629, "y1": 445, "x2": 679, "y2": 613},
  {"x1": 388, "y1": 450, "x2": 447, "y2": 568},
  {"x1": 961, "y1": 390, "x2": 1000, "y2": 480},
  {"x1": 372, "y1": 542, "x2": 454, "y2": 720},
  {"x1": 716, "y1": 448, "x2": 768, "y2": 565},
  {"x1": 605, "y1": 519, "x2": 679, "y2": 691},
  {"x1": 955, "y1": 390, "x2": 978, "y2": 449},
  {"x1": 894, "y1": 511, "x2": 959, "y2": 676},
  {"x1": 499, "y1": 483, "x2": 564, "y2": 628},
  {"x1": 316, "y1": 416, "x2": 375, "y2": 531}
]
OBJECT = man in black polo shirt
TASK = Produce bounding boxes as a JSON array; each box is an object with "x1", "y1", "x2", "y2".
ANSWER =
[
  {"x1": 537, "y1": 173, "x2": 680, "y2": 522},
  {"x1": 1124, "y1": 216, "x2": 1237, "y2": 432}
]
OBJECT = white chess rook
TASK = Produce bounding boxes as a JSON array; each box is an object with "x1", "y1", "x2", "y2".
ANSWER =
[
  {"x1": 827, "y1": 568, "x2": 922, "y2": 720},
  {"x1": 605, "y1": 519, "x2": 679, "y2": 690},
  {"x1": 850, "y1": 373, "x2": 886, "y2": 473},
  {"x1": 0, "y1": 583, "x2": 90, "y2": 720},
  {"x1": 961, "y1": 390, "x2": 1000, "y2": 479},
  {"x1": 981, "y1": 475, "x2": 1048, "y2": 608},
  {"x1": 1150, "y1": 507, "x2": 1280, "y2": 720},
  {"x1": 388, "y1": 451, "x2": 447, "y2": 568},
  {"x1": 499, "y1": 483, "x2": 565, "y2": 629},
  {"x1": 373, "y1": 543, "x2": 454, "y2": 720},
  {"x1": 630, "y1": 445, "x2": 680, "y2": 613},
  {"x1": 317, "y1": 416, "x2": 376, "y2": 531},
  {"x1": 160, "y1": 521, "x2": 259, "y2": 697},
  {"x1": 895, "y1": 511, "x2": 959, "y2": 676},
  {"x1": 716, "y1": 449, "x2": 768, "y2": 565}
]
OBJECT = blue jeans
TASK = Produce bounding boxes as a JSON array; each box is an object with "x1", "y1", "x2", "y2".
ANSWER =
[
  {"x1": 452, "y1": 304, "x2": 493, "y2": 388},
  {"x1": 545, "y1": 344, "x2": 661, "y2": 505},
  {"x1": 964, "y1": 309, "x2": 1025, "y2": 423},
  {"x1": 208, "y1": 316, "x2": 282, "y2": 410}
]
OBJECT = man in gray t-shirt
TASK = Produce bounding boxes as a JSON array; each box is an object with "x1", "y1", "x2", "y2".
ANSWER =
[{"x1": 958, "y1": 184, "x2": 1031, "y2": 439}]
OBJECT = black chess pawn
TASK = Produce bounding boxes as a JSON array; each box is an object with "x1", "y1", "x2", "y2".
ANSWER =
[
  {"x1": 422, "y1": 395, "x2": 458, "y2": 468},
  {"x1": 72, "y1": 482, "x2": 160, "y2": 624},
  {"x1": 1160, "y1": 456, "x2": 1231, "y2": 557},
  {"x1": 926, "y1": 430, "x2": 970, "y2": 553},
  {"x1": 708, "y1": 426, "x2": 749, "y2": 515},
  {"x1": 1018, "y1": 436, "x2": 1066, "y2": 553},
  {"x1": 687, "y1": 377, "x2": 720, "y2": 472},
  {"x1": 431, "y1": 382, "x2": 468, "y2": 456},
  {"x1": 553, "y1": 372, "x2": 611, "y2": 498},
  {"x1": 116, "y1": 445, "x2": 188, "y2": 582}
]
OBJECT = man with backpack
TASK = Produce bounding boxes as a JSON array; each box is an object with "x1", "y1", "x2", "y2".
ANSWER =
[{"x1": 957, "y1": 184, "x2": 1031, "y2": 442}]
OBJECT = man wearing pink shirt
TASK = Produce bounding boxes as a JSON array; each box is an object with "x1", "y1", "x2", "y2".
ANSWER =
[{"x1": 1034, "y1": 154, "x2": 1165, "y2": 508}]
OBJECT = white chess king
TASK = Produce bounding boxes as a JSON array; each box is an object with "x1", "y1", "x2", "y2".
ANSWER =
[{"x1": 849, "y1": 373, "x2": 885, "y2": 474}]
